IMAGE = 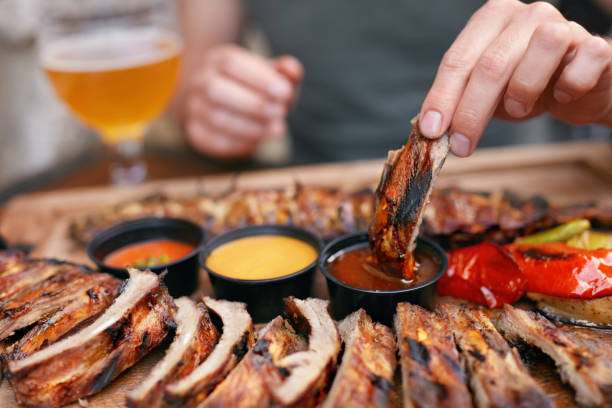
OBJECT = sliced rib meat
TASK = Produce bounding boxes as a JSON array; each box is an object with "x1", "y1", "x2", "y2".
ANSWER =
[
  {"x1": 201, "y1": 316, "x2": 307, "y2": 408},
  {"x1": 164, "y1": 297, "x2": 253, "y2": 407},
  {"x1": 395, "y1": 303, "x2": 472, "y2": 408},
  {"x1": 126, "y1": 297, "x2": 219, "y2": 408},
  {"x1": 270, "y1": 297, "x2": 341, "y2": 407},
  {"x1": 369, "y1": 118, "x2": 449, "y2": 280},
  {"x1": 0, "y1": 271, "x2": 120, "y2": 341},
  {"x1": 6, "y1": 267, "x2": 175, "y2": 407},
  {"x1": 323, "y1": 309, "x2": 395, "y2": 408},
  {"x1": 1, "y1": 274, "x2": 121, "y2": 363},
  {"x1": 496, "y1": 304, "x2": 612, "y2": 407},
  {"x1": 438, "y1": 303, "x2": 552, "y2": 408}
]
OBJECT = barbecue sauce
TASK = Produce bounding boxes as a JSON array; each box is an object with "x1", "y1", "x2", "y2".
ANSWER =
[
  {"x1": 328, "y1": 246, "x2": 439, "y2": 291},
  {"x1": 104, "y1": 239, "x2": 194, "y2": 268}
]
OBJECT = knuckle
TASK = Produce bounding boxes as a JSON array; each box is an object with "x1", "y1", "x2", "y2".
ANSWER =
[
  {"x1": 476, "y1": 49, "x2": 509, "y2": 80},
  {"x1": 440, "y1": 49, "x2": 472, "y2": 73},
  {"x1": 529, "y1": 2, "x2": 561, "y2": 20},
  {"x1": 585, "y1": 36, "x2": 611, "y2": 62},
  {"x1": 534, "y1": 22, "x2": 571, "y2": 49}
]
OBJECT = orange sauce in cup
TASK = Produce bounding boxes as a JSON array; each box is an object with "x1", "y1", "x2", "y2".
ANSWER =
[{"x1": 104, "y1": 239, "x2": 194, "y2": 268}]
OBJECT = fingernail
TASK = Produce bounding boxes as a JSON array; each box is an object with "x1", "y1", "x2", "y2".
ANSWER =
[
  {"x1": 504, "y1": 98, "x2": 527, "y2": 117},
  {"x1": 554, "y1": 89, "x2": 572, "y2": 103},
  {"x1": 268, "y1": 80, "x2": 291, "y2": 99},
  {"x1": 450, "y1": 133, "x2": 471, "y2": 157},
  {"x1": 264, "y1": 103, "x2": 285, "y2": 118},
  {"x1": 420, "y1": 110, "x2": 442, "y2": 138}
]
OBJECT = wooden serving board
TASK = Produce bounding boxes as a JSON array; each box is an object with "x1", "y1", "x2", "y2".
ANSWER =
[{"x1": 0, "y1": 141, "x2": 611, "y2": 407}]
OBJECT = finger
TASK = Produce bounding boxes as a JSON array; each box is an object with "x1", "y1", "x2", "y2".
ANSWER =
[
  {"x1": 554, "y1": 33, "x2": 611, "y2": 103},
  {"x1": 450, "y1": 2, "x2": 565, "y2": 156},
  {"x1": 504, "y1": 22, "x2": 572, "y2": 118},
  {"x1": 186, "y1": 118, "x2": 258, "y2": 159},
  {"x1": 264, "y1": 119, "x2": 287, "y2": 140},
  {"x1": 215, "y1": 47, "x2": 294, "y2": 102},
  {"x1": 195, "y1": 73, "x2": 286, "y2": 120},
  {"x1": 273, "y1": 55, "x2": 304, "y2": 84},
  {"x1": 419, "y1": 0, "x2": 523, "y2": 139}
]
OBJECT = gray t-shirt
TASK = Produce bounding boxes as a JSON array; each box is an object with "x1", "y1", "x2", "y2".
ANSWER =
[{"x1": 244, "y1": 0, "x2": 574, "y2": 163}]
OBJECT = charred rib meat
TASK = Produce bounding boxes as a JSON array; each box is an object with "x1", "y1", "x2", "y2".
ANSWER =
[
  {"x1": 438, "y1": 303, "x2": 552, "y2": 408},
  {"x1": 201, "y1": 316, "x2": 307, "y2": 408},
  {"x1": 496, "y1": 304, "x2": 612, "y2": 407},
  {"x1": 126, "y1": 297, "x2": 219, "y2": 408},
  {"x1": 6, "y1": 267, "x2": 175, "y2": 407},
  {"x1": 323, "y1": 309, "x2": 395, "y2": 408},
  {"x1": 394, "y1": 303, "x2": 472, "y2": 408},
  {"x1": 164, "y1": 297, "x2": 253, "y2": 407},
  {"x1": 271, "y1": 297, "x2": 341, "y2": 406},
  {"x1": 369, "y1": 118, "x2": 449, "y2": 279}
]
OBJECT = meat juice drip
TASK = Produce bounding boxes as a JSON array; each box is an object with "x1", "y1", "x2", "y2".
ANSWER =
[{"x1": 328, "y1": 246, "x2": 438, "y2": 291}]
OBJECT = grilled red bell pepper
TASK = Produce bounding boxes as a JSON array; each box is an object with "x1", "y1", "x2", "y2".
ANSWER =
[
  {"x1": 436, "y1": 242, "x2": 527, "y2": 308},
  {"x1": 507, "y1": 243, "x2": 612, "y2": 299}
]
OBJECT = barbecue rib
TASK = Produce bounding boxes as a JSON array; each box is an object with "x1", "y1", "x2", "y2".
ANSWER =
[
  {"x1": 0, "y1": 271, "x2": 120, "y2": 342},
  {"x1": 369, "y1": 118, "x2": 449, "y2": 279},
  {"x1": 394, "y1": 303, "x2": 472, "y2": 408},
  {"x1": 323, "y1": 309, "x2": 396, "y2": 408},
  {"x1": 1, "y1": 273, "x2": 121, "y2": 364},
  {"x1": 438, "y1": 303, "x2": 552, "y2": 408},
  {"x1": 6, "y1": 267, "x2": 175, "y2": 407},
  {"x1": 271, "y1": 297, "x2": 341, "y2": 406},
  {"x1": 164, "y1": 297, "x2": 253, "y2": 407},
  {"x1": 126, "y1": 297, "x2": 219, "y2": 408},
  {"x1": 496, "y1": 305, "x2": 612, "y2": 407},
  {"x1": 201, "y1": 316, "x2": 308, "y2": 408}
]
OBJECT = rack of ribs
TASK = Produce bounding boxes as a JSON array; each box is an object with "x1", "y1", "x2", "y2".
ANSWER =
[{"x1": 6, "y1": 267, "x2": 175, "y2": 407}]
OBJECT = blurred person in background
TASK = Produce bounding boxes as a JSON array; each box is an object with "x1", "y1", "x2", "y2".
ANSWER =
[{"x1": 176, "y1": 0, "x2": 612, "y2": 163}]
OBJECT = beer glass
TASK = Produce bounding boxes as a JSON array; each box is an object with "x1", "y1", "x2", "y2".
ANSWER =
[{"x1": 39, "y1": 0, "x2": 182, "y2": 184}]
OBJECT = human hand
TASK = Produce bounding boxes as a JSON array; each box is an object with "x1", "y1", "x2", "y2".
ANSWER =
[
  {"x1": 184, "y1": 45, "x2": 303, "y2": 159},
  {"x1": 419, "y1": 0, "x2": 612, "y2": 157}
]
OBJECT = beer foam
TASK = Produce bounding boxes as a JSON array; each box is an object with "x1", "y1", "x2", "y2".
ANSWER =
[{"x1": 40, "y1": 27, "x2": 182, "y2": 72}]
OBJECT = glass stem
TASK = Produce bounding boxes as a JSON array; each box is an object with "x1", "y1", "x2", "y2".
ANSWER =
[{"x1": 109, "y1": 138, "x2": 147, "y2": 184}]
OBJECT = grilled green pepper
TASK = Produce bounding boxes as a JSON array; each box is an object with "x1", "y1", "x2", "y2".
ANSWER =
[
  {"x1": 566, "y1": 230, "x2": 612, "y2": 250},
  {"x1": 515, "y1": 219, "x2": 590, "y2": 244}
]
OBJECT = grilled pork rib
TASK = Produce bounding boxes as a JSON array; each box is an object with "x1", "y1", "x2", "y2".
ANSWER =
[
  {"x1": 369, "y1": 118, "x2": 449, "y2": 279},
  {"x1": 201, "y1": 316, "x2": 308, "y2": 408},
  {"x1": 496, "y1": 305, "x2": 612, "y2": 407},
  {"x1": 438, "y1": 304, "x2": 552, "y2": 408},
  {"x1": 164, "y1": 297, "x2": 253, "y2": 407},
  {"x1": 323, "y1": 309, "x2": 395, "y2": 408},
  {"x1": 395, "y1": 303, "x2": 472, "y2": 408},
  {"x1": 2, "y1": 274, "x2": 121, "y2": 363},
  {"x1": 271, "y1": 297, "x2": 341, "y2": 407},
  {"x1": 126, "y1": 297, "x2": 219, "y2": 408},
  {"x1": 6, "y1": 267, "x2": 175, "y2": 407}
]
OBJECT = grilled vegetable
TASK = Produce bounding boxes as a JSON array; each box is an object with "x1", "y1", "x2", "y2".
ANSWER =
[
  {"x1": 515, "y1": 219, "x2": 590, "y2": 244},
  {"x1": 566, "y1": 230, "x2": 612, "y2": 250},
  {"x1": 436, "y1": 242, "x2": 526, "y2": 308}
]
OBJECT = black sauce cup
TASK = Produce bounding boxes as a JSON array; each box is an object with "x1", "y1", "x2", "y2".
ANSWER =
[
  {"x1": 87, "y1": 217, "x2": 205, "y2": 298},
  {"x1": 320, "y1": 232, "x2": 448, "y2": 325},
  {"x1": 0, "y1": 236, "x2": 6, "y2": 250},
  {"x1": 200, "y1": 225, "x2": 323, "y2": 323}
]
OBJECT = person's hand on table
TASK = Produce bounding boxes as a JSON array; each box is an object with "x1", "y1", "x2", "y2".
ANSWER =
[
  {"x1": 184, "y1": 45, "x2": 303, "y2": 159},
  {"x1": 419, "y1": 0, "x2": 612, "y2": 157}
]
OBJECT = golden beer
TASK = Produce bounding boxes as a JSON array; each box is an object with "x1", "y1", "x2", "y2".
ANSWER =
[{"x1": 42, "y1": 28, "x2": 181, "y2": 145}]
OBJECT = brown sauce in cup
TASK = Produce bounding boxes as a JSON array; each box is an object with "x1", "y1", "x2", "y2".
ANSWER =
[{"x1": 327, "y1": 245, "x2": 439, "y2": 291}]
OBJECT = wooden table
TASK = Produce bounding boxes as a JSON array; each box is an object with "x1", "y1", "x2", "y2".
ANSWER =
[{"x1": 0, "y1": 141, "x2": 611, "y2": 407}]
